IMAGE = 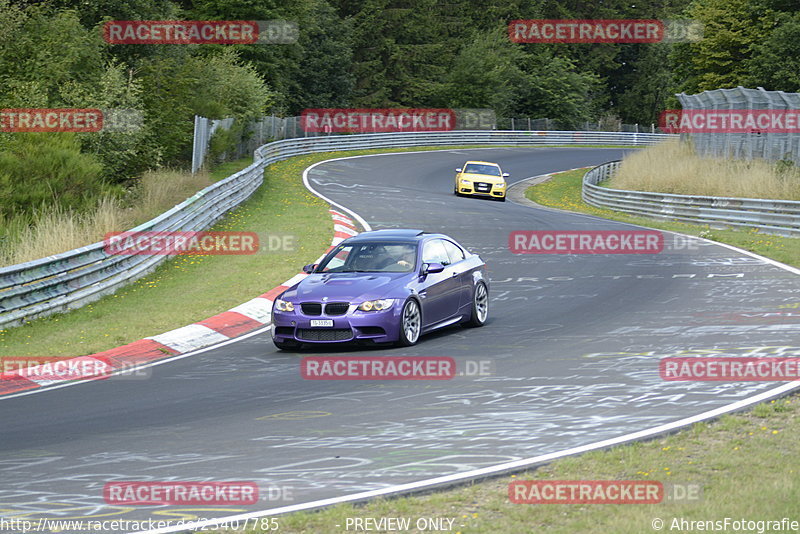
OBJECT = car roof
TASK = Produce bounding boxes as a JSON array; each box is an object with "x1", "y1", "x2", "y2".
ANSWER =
[
  {"x1": 464, "y1": 160, "x2": 500, "y2": 166},
  {"x1": 345, "y1": 229, "x2": 453, "y2": 244}
]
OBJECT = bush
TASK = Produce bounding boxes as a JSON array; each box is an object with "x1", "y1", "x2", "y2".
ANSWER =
[
  {"x1": 0, "y1": 133, "x2": 117, "y2": 215},
  {"x1": 206, "y1": 121, "x2": 250, "y2": 165}
]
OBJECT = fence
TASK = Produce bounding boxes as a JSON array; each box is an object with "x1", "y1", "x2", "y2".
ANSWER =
[
  {"x1": 497, "y1": 117, "x2": 659, "y2": 133},
  {"x1": 583, "y1": 160, "x2": 800, "y2": 236},
  {"x1": 676, "y1": 86, "x2": 800, "y2": 165},
  {"x1": 191, "y1": 116, "x2": 234, "y2": 173},
  {"x1": 0, "y1": 130, "x2": 669, "y2": 329},
  {"x1": 191, "y1": 113, "x2": 665, "y2": 172}
]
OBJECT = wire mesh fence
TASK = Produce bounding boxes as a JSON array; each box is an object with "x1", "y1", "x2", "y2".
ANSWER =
[
  {"x1": 191, "y1": 113, "x2": 663, "y2": 172},
  {"x1": 676, "y1": 86, "x2": 800, "y2": 165}
]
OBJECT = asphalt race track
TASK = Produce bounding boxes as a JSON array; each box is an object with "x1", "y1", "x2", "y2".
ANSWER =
[{"x1": 2, "y1": 147, "x2": 800, "y2": 530}]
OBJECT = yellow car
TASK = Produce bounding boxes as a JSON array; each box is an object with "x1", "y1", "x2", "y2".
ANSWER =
[{"x1": 454, "y1": 160, "x2": 508, "y2": 201}]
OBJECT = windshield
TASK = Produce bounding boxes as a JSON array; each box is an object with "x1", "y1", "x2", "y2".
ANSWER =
[
  {"x1": 463, "y1": 163, "x2": 501, "y2": 176},
  {"x1": 316, "y1": 242, "x2": 417, "y2": 273}
]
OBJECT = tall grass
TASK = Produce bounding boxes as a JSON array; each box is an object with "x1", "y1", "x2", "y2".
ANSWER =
[
  {"x1": 611, "y1": 139, "x2": 800, "y2": 200},
  {"x1": 0, "y1": 169, "x2": 211, "y2": 266}
]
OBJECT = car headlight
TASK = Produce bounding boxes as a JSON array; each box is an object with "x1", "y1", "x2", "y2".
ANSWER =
[
  {"x1": 358, "y1": 299, "x2": 394, "y2": 311},
  {"x1": 275, "y1": 298, "x2": 294, "y2": 312},
  {"x1": 460, "y1": 179, "x2": 471, "y2": 185}
]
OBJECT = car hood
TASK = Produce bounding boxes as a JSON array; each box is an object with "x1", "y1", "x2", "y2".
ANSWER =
[
  {"x1": 284, "y1": 272, "x2": 412, "y2": 302},
  {"x1": 460, "y1": 172, "x2": 505, "y2": 183}
]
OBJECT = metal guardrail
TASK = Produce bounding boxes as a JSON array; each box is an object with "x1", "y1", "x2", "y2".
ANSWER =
[
  {"x1": 0, "y1": 130, "x2": 669, "y2": 329},
  {"x1": 583, "y1": 161, "x2": 800, "y2": 236}
]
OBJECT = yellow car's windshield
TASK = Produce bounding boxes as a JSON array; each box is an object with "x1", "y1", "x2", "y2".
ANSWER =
[{"x1": 464, "y1": 164, "x2": 501, "y2": 176}]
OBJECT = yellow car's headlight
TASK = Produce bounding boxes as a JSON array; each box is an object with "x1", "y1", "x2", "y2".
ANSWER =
[
  {"x1": 460, "y1": 179, "x2": 471, "y2": 185},
  {"x1": 358, "y1": 299, "x2": 394, "y2": 311},
  {"x1": 275, "y1": 298, "x2": 294, "y2": 312}
]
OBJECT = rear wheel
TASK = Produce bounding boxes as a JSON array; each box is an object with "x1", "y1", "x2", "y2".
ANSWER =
[
  {"x1": 465, "y1": 281, "x2": 488, "y2": 327},
  {"x1": 397, "y1": 298, "x2": 421, "y2": 346}
]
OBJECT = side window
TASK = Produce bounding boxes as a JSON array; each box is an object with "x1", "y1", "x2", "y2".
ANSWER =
[
  {"x1": 421, "y1": 239, "x2": 450, "y2": 265},
  {"x1": 442, "y1": 240, "x2": 465, "y2": 263},
  {"x1": 320, "y1": 247, "x2": 349, "y2": 271}
]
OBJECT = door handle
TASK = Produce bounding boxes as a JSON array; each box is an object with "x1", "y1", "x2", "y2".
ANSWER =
[{"x1": 451, "y1": 271, "x2": 458, "y2": 277}]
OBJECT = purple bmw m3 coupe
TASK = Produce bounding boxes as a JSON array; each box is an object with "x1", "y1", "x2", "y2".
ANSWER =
[{"x1": 271, "y1": 229, "x2": 489, "y2": 350}]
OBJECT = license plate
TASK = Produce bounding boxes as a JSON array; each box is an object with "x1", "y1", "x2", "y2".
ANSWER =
[{"x1": 310, "y1": 319, "x2": 334, "y2": 327}]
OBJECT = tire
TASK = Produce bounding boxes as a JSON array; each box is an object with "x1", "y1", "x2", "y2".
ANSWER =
[
  {"x1": 397, "y1": 298, "x2": 422, "y2": 346},
  {"x1": 499, "y1": 195, "x2": 506, "y2": 202},
  {"x1": 454, "y1": 184, "x2": 461, "y2": 196},
  {"x1": 273, "y1": 338, "x2": 301, "y2": 351},
  {"x1": 465, "y1": 281, "x2": 488, "y2": 327}
]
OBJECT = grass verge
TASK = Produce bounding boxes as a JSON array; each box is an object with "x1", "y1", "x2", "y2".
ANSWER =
[
  {"x1": 0, "y1": 155, "x2": 329, "y2": 357},
  {"x1": 611, "y1": 139, "x2": 800, "y2": 200},
  {"x1": 524, "y1": 168, "x2": 800, "y2": 269},
  {"x1": 0, "y1": 167, "x2": 218, "y2": 267},
  {"x1": 229, "y1": 394, "x2": 799, "y2": 534}
]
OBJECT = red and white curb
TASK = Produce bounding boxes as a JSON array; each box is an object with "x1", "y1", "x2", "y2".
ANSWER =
[{"x1": 0, "y1": 209, "x2": 359, "y2": 397}]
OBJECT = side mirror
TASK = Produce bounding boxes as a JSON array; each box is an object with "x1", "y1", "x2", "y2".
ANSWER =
[
  {"x1": 455, "y1": 168, "x2": 462, "y2": 173},
  {"x1": 502, "y1": 172, "x2": 510, "y2": 178},
  {"x1": 423, "y1": 262, "x2": 445, "y2": 275},
  {"x1": 302, "y1": 263, "x2": 317, "y2": 274}
]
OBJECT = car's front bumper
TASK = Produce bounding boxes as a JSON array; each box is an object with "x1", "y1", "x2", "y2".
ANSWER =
[
  {"x1": 459, "y1": 182, "x2": 505, "y2": 198},
  {"x1": 272, "y1": 302, "x2": 403, "y2": 344}
]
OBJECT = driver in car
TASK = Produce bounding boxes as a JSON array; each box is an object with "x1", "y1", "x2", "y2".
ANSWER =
[
  {"x1": 377, "y1": 246, "x2": 415, "y2": 271},
  {"x1": 395, "y1": 247, "x2": 414, "y2": 269}
]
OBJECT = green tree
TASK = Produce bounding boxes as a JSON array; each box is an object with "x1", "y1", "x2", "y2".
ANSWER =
[
  {"x1": 514, "y1": 48, "x2": 600, "y2": 127},
  {"x1": 439, "y1": 28, "x2": 527, "y2": 115},
  {"x1": 671, "y1": 0, "x2": 775, "y2": 93},
  {"x1": 0, "y1": 3, "x2": 105, "y2": 107},
  {"x1": 138, "y1": 48, "x2": 275, "y2": 165},
  {"x1": 616, "y1": 45, "x2": 675, "y2": 124},
  {"x1": 748, "y1": 12, "x2": 800, "y2": 92}
]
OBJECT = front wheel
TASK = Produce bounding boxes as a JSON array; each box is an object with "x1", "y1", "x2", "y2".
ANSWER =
[
  {"x1": 465, "y1": 281, "x2": 488, "y2": 327},
  {"x1": 397, "y1": 298, "x2": 422, "y2": 346}
]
